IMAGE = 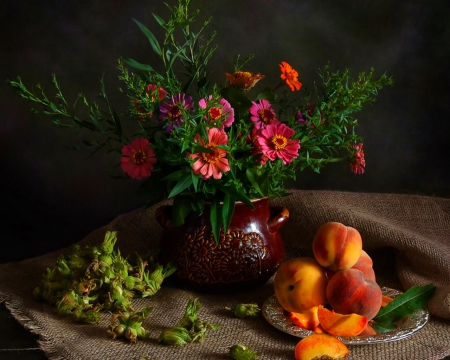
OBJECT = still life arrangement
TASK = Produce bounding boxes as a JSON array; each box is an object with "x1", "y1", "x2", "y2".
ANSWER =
[
  {"x1": 7, "y1": 0, "x2": 393, "y2": 291},
  {"x1": 7, "y1": 0, "x2": 437, "y2": 358}
]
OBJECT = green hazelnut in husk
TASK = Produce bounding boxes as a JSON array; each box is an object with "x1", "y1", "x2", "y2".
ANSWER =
[{"x1": 229, "y1": 344, "x2": 261, "y2": 360}]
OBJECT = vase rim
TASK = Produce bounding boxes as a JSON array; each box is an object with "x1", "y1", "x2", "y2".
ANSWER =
[{"x1": 204, "y1": 196, "x2": 269, "y2": 206}]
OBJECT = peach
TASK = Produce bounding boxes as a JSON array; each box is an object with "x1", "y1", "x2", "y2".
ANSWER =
[
  {"x1": 289, "y1": 306, "x2": 320, "y2": 331},
  {"x1": 312, "y1": 222, "x2": 362, "y2": 272},
  {"x1": 351, "y1": 250, "x2": 376, "y2": 281},
  {"x1": 274, "y1": 257, "x2": 328, "y2": 313},
  {"x1": 294, "y1": 333, "x2": 350, "y2": 360},
  {"x1": 326, "y1": 268, "x2": 382, "y2": 320},
  {"x1": 317, "y1": 305, "x2": 368, "y2": 337}
]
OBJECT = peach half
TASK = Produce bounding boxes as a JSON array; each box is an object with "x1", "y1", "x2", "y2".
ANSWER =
[
  {"x1": 294, "y1": 333, "x2": 350, "y2": 360},
  {"x1": 312, "y1": 221, "x2": 362, "y2": 272},
  {"x1": 317, "y1": 305, "x2": 368, "y2": 337},
  {"x1": 274, "y1": 257, "x2": 328, "y2": 313},
  {"x1": 326, "y1": 268, "x2": 382, "y2": 320}
]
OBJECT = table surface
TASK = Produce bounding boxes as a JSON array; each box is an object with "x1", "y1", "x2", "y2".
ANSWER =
[{"x1": 1, "y1": 301, "x2": 449, "y2": 360}]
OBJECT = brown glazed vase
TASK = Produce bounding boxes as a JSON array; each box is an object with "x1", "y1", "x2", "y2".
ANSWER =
[{"x1": 155, "y1": 197, "x2": 289, "y2": 292}]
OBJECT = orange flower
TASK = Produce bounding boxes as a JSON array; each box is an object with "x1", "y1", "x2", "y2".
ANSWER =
[
  {"x1": 225, "y1": 71, "x2": 265, "y2": 91},
  {"x1": 279, "y1": 61, "x2": 302, "y2": 91}
]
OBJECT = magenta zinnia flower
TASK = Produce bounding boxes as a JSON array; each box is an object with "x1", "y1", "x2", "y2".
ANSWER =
[
  {"x1": 120, "y1": 138, "x2": 157, "y2": 180},
  {"x1": 159, "y1": 93, "x2": 194, "y2": 132},
  {"x1": 189, "y1": 128, "x2": 230, "y2": 180},
  {"x1": 257, "y1": 122, "x2": 300, "y2": 164},
  {"x1": 349, "y1": 143, "x2": 366, "y2": 174},
  {"x1": 249, "y1": 99, "x2": 278, "y2": 129},
  {"x1": 199, "y1": 96, "x2": 234, "y2": 128}
]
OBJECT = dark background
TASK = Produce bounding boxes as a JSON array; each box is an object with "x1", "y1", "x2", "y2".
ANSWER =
[{"x1": 1, "y1": 0, "x2": 449, "y2": 263}]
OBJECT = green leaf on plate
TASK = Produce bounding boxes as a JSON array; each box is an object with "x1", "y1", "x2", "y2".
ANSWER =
[
  {"x1": 370, "y1": 321, "x2": 399, "y2": 333},
  {"x1": 373, "y1": 283, "x2": 436, "y2": 325}
]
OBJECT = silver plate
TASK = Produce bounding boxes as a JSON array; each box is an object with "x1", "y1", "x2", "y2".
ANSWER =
[{"x1": 262, "y1": 287, "x2": 429, "y2": 345}]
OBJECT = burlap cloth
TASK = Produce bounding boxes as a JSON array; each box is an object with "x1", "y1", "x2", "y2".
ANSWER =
[{"x1": 1, "y1": 190, "x2": 449, "y2": 359}]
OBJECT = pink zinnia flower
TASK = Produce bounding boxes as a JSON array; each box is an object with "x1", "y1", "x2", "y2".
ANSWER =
[
  {"x1": 199, "y1": 96, "x2": 234, "y2": 128},
  {"x1": 349, "y1": 143, "x2": 366, "y2": 174},
  {"x1": 159, "y1": 93, "x2": 194, "y2": 132},
  {"x1": 120, "y1": 138, "x2": 157, "y2": 180},
  {"x1": 249, "y1": 99, "x2": 278, "y2": 129},
  {"x1": 189, "y1": 128, "x2": 230, "y2": 180},
  {"x1": 257, "y1": 122, "x2": 300, "y2": 164}
]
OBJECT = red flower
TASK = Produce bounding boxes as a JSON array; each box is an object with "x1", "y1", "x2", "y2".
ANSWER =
[
  {"x1": 257, "y1": 122, "x2": 300, "y2": 164},
  {"x1": 120, "y1": 138, "x2": 157, "y2": 180},
  {"x1": 189, "y1": 128, "x2": 230, "y2": 179},
  {"x1": 146, "y1": 84, "x2": 166, "y2": 102},
  {"x1": 349, "y1": 143, "x2": 366, "y2": 174},
  {"x1": 248, "y1": 127, "x2": 269, "y2": 165}
]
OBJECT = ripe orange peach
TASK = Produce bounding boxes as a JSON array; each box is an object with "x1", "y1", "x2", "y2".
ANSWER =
[
  {"x1": 351, "y1": 250, "x2": 376, "y2": 281},
  {"x1": 274, "y1": 257, "x2": 328, "y2": 313},
  {"x1": 326, "y1": 250, "x2": 376, "y2": 282},
  {"x1": 317, "y1": 305, "x2": 368, "y2": 337},
  {"x1": 326, "y1": 268, "x2": 382, "y2": 320},
  {"x1": 312, "y1": 222, "x2": 362, "y2": 272},
  {"x1": 294, "y1": 333, "x2": 350, "y2": 360}
]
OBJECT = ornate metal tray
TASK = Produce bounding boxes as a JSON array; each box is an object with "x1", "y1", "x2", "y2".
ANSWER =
[{"x1": 262, "y1": 287, "x2": 429, "y2": 345}]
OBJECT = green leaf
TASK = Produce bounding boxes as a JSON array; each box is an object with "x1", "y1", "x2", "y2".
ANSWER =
[
  {"x1": 161, "y1": 170, "x2": 184, "y2": 182},
  {"x1": 191, "y1": 171, "x2": 199, "y2": 192},
  {"x1": 216, "y1": 184, "x2": 254, "y2": 209},
  {"x1": 210, "y1": 198, "x2": 222, "y2": 244},
  {"x1": 220, "y1": 87, "x2": 252, "y2": 118},
  {"x1": 246, "y1": 167, "x2": 268, "y2": 197},
  {"x1": 222, "y1": 194, "x2": 235, "y2": 234},
  {"x1": 168, "y1": 174, "x2": 193, "y2": 198},
  {"x1": 121, "y1": 57, "x2": 157, "y2": 73},
  {"x1": 255, "y1": 86, "x2": 277, "y2": 102},
  {"x1": 172, "y1": 196, "x2": 192, "y2": 227},
  {"x1": 152, "y1": 13, "x2": 165, "y2": 27},
  {"x1": 373, "y1": 284, "x2": 436, "y2": 324},
  {"x1": 370, "y1": 321, "x2": 398, "y2": 334},
  {"x1": 133, "y1": 19, "x2": 162, "y2": 56}
]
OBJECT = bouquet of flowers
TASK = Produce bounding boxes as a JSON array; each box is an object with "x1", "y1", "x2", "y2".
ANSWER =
[{"x1": 8, "y1": 0, "x2": 392, "y2": 242}]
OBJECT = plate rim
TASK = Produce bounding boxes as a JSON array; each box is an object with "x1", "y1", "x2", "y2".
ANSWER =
[{"x1": 262, "y1": 287, "x2": 429, "y2": 345}]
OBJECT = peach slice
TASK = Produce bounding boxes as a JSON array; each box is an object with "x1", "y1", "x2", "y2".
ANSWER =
[
  {"x1": 381, "y1": 295, "x2": 393, "y2": 307},
  {"x1": 294, "y1": 333, "x2": 350, "y2": 360},
  {"x1": 359, "y1": 323, "x2": 377, "y2": 336},
  {"x1": 289, "y1": 306, "x2": 320, "y2": 330},
  {"x1": 317, "y1": 305, "x2": 368, "y2": 337}
]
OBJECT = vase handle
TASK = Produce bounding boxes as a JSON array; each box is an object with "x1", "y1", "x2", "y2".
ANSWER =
[
  {"x1": 268, "y1": 206, "x2": 289, "y2": 233},
  {"x1": 155, "y1": 205, "x2": 172, "y2": 230}
]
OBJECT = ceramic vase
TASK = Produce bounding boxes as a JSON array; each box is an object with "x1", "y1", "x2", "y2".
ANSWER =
[{"x1": 155, "y1": 197, "x2": 289, "y2": 292}]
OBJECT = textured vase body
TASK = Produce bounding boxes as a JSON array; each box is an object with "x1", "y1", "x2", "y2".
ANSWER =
[{"x1": 156, "y1": 198, "x2": 289, "y2": 292}]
